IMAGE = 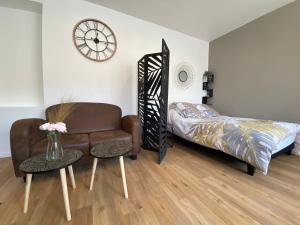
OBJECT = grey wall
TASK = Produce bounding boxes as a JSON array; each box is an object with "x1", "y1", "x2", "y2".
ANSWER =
[{"x1": 209, "y1": 0, "x2": 300, "y2": 123}]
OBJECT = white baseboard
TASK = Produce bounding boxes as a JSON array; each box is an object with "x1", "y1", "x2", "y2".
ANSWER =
[{"x1": 0, "y1": 151, "x2": 11, "y2": 158}]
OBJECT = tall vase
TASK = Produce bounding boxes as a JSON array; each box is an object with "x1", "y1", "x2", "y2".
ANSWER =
[{"x1": 46, "y1": 132, "x2": 64, "y2": 161}]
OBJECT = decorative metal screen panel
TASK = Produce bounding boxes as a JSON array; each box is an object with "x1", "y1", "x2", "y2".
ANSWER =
[{"x1": 138, "y1": 39, "x2": 170, "y2": 163}]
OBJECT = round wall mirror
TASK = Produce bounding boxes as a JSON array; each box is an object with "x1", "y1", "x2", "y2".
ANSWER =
[
  {"x1": 178, "y1": 71, "x2": 188, "y2": 82},
  {"x1": 175, "y1": 63, "x2": 195, "y2": 89}
]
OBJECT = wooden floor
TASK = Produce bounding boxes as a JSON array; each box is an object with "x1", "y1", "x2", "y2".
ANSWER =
[{"x1": 1, "y1": 140, "x2": 300, "y2": 225}]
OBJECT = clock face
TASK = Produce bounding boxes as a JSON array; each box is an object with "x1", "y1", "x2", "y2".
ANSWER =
[{"x1": 73, "y1": 19, "x2": 117, "y2": 62}]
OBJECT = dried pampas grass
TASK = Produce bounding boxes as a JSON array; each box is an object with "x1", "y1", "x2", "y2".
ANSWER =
[{"x1": 48, "y1": 102, "x2": 77, "y2": 123}]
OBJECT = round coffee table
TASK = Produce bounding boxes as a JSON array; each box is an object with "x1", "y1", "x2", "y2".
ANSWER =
[
  {"x1": 89, "y1": 140, "x2": 132, "y2": 199},
  {"x1": 19, "y1": 149, "x2": 83, "y2": 221}
]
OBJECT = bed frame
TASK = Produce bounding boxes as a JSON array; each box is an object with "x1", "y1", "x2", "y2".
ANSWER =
[
  {"x1": 169, "y1": 132, "x2": 295, "y2": 176},
  {"x1": 246, "y1": 143, "x2": 294, "y2": 176}
]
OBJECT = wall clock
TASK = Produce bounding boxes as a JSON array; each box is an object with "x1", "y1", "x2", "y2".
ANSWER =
[{"x1": 73, "y1": 18, "x2": 117, "y2": 62}]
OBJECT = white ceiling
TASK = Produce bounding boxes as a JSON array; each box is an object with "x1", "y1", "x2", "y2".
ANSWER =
[
  {"x1": 0, "y1": 0, "x2": 294, "y2": 41},
  {"x1": 86, "y1": 0, "x2": 294, "y2": 41}
]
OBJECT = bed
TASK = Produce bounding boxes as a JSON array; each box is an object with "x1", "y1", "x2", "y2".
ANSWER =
[{"x1": 168, "y1": 102, "x2": 300, "y2": 175}]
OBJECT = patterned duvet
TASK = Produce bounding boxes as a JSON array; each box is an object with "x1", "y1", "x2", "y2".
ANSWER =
[{"x1": 169, "y1": 103, "x2": 300, "y2": 174}]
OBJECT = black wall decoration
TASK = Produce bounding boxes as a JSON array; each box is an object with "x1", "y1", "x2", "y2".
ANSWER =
[
  {"x1": 202, "y1": 71, "x2": 214, "y2": 104},
  {"x1": 138, "y1": 39, "x2": 170, "y2": 163}
]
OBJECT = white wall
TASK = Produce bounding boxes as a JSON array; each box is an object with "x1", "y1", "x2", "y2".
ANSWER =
[
  {"x1": 42, "y1": 0, "x2": 209, "y2": 115},
  {"x1": 0, "y1": 6, "x2": 43, "y2": 106},
  {"x1": 0, "y1": 6, "x2": 43, "y2": 157}
]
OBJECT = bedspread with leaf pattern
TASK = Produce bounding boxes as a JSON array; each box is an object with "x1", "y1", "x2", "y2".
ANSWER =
[{"x1": 169, "y1": 107, "x2": 300, "y2": 174}]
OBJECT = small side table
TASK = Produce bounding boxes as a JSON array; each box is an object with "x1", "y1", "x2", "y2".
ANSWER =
[
  {"x1": 19, "y1": 150, "x2": 83, "y2": 221},
  {"x1": 89, "y1": 140, "x2": 132, "y2": 199}
]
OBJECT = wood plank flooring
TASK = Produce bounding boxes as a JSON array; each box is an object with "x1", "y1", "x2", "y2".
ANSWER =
[{"x1": 0, "y1": 139, "x2": 300, "y2": 225}]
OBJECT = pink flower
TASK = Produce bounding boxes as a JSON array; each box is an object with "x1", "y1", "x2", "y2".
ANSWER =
[
  {"x1": 39, "y1": 122, "x2": 67, "y2": 133},
  {"x1": 54, "y1": 122, "x2": 67, "y2": 133},
  {"x1": 48, "y1": 123, "x2": 56, "y2": 131}
]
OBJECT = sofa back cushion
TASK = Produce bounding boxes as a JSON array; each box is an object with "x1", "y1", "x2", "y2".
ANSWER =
[{"x1": 46, "y1": 102, "x2": 121, "y2": 134}]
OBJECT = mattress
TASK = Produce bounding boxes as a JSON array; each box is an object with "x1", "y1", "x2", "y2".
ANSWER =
[{"x1": 273, "y1": 133, "x2": 296, "y2": 154}]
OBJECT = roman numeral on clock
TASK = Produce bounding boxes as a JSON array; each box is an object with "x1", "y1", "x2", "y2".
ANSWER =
[
  {"x1": 84, "y1": 21, "x2": 91, "y2": 30},
  {"x1": 86, "y1": 49, "x2": 92, "y2": 57},
  {"x1": 75, "y1": 36, "x2": 84, "y2": 41},
  {"x1": 96, "y1": 51, "x2": 100, "y2": 60},
  {"x1": 93, "y1": 21, "x2": 98, "y2": 30},
  {"x1": 77, "y1": 43, "x2": 87, "y2": 50},
  {"x1": 77, "y1": 26, "x2": 86, "y2": 34},
  {"x1": 106, "y1": 47, "x2": 114, "y2": 52},
  {"x1": 102, "y1": 51, "x2": 107, "y2": 59}
]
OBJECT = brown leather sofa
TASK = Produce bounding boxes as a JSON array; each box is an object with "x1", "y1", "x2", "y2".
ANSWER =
[{"x1": 10, "y1": 102, "x2": 142, "y2": 178}]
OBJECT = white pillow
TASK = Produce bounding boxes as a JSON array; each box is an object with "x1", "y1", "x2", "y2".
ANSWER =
[
  {"x1": 176, "y1": 102, "x2": 185, "y2": 111},
  {"x1": 195, "y1": 104, "x2": 207, "y2": 111}
]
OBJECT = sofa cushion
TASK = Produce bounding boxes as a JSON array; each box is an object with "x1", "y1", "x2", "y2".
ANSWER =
[
  {"x1": 31, "y1": 133, "x2": 90, "y2": 156},
  {"x1": 89, "y1": 130, "x2": 132, "y2": 148}
]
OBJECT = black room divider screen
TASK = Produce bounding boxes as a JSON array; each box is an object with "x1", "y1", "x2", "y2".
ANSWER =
[{"x1": 137, "y1": 39, "x2": 170, "y2": 163}]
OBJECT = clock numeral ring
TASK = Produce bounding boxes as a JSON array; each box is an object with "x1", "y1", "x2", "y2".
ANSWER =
[{"x1": 73, "y1": 19, "x2": 117, "y2": 62}]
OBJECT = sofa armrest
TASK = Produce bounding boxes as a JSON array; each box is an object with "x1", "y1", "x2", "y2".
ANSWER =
[
  {"x1": 10, "y1": 118, "x2": 46, "y2": 177},
  {"x1": 121, "y1": 115, "x2": 142, "y2": 155}
]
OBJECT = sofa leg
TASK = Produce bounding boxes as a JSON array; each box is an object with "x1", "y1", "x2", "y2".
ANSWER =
[
  {"x1": 130, "y1": 155, "x2": 138, "y2": 160},
  {"x1": 246, "y1": 163, "x2": 255, "y2": 176}
]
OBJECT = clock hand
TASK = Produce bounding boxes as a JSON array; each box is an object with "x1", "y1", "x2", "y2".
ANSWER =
[
  {"x1": 97, "y1": 40, "x2": 115, "y2": 45},
  {"x1": 86, "y1": 37, "x2": 94, "y2": 41},
  {"x1": 85, "y1": 37, "x2": 114, "y2": 45}
]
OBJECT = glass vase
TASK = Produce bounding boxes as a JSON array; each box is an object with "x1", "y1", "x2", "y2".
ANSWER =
[{"x1": 46, "y1": 132, "x2": 64, "y2": 161}]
